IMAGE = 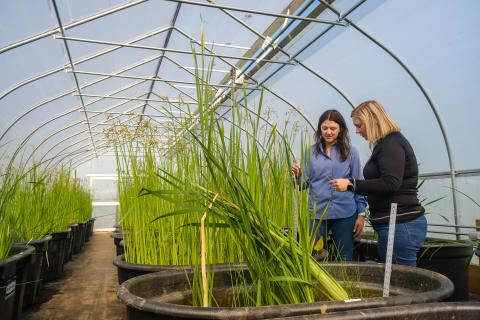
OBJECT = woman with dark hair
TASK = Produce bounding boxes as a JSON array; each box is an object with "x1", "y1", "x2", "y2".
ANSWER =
[
  {"x1": 330, "y1": 100, "x2": 426, "y2": 267},
  {"x1": 292, "y1": 109, "x2": 366, "y2": 261}
]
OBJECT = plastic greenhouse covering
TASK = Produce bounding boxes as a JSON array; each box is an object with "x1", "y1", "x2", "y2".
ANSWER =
[{"x1": 1, "y1": 0, "x2": 479, "y2": 235}]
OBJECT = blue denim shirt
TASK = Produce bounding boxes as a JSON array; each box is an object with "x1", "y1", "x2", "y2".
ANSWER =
[{"x1": 302, "y1": 144, "x2": 367, "y2": 220}]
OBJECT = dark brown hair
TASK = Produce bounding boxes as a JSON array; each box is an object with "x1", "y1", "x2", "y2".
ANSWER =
[{"x1": 314, "y1": 109, "x2": 350, "y2": 161}]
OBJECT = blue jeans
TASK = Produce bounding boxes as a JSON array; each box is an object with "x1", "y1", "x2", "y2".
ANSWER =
[
  {"x1": 374, "y1": 214, "x2": 427, "y2": 267},
  {"x1": 311, "y1": 214, "x2": 356, "y2": 261}
]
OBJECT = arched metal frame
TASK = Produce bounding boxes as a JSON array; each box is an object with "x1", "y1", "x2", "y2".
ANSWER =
[
  {"x1": 4, "y1": 24, "x2": 320, "y2": 170},
  {"x1": 0, "y1": 0, "x2": 468, "y2": 236}
]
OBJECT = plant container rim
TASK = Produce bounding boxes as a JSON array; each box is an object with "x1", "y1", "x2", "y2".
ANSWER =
[
  {"x1": 113, "y1": 254, "x2": 246, "y2": 272},
  {"x1": 0, "y1": 244, "x2": 36, "y2": 266},
  {"x1": 117, "y1": 262, "x2": 454, "y2": 319}
]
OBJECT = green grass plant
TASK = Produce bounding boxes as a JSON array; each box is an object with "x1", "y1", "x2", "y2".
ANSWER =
[
  {"x1": 0, "y1": 166, "x2": 25, "y2": 260},
  {"x1": 136, "y1": 33, "x2": 348, "y2": 305},
  {"x1": 0, "y1": 163, "x2": 92, "y2": 259},
  {"x1": 110, "y1": 31, "x2": 348, "y2": 306}
]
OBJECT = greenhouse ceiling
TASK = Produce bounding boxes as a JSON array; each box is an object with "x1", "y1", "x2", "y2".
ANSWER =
[{"x1": 1, "y1": 1, "x2": 479, "y2": 229}]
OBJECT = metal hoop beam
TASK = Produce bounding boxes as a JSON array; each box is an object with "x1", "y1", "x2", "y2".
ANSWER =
[
  {"x1": 21, "y1": 89, "x2": 150, "y2": 167},
  {"x1": 52, "y1": 0, "x2": 97, "y2": 156},
  {"x1": 0, "y1": 26, "x2": 173, "y2": 103},
  {"x1": 140, "y1": 3, "x2": 182, "y2": 122},
  {"x1": 0, "y1": 0, "x2": 148, "y2": 54}
]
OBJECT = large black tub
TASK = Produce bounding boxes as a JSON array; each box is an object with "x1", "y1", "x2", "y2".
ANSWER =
[
  {"x1": 0, "y1": 244, "x2": 35, "y2": 320},
  {"x1": 269, "y1": 302, "x2": 480, "y2": 320},
  {"x1": 117, "y1": 262, "x2": 453, "y2": 320}
]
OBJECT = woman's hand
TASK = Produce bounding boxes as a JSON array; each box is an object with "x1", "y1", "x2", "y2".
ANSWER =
[
  {"x1": 328, "y1": 178, "x2": 349, "y2": 192},
  {"x1": 291, "y1": 163, "x2": 301, "y2": 177},
  {"x1": 353, "y1": 215, "x2": 365, "y2": 238}
]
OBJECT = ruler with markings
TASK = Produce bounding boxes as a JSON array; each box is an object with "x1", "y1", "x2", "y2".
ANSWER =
[{"x1": 383, "y1": 202, "x2": 397, "y2": 297}]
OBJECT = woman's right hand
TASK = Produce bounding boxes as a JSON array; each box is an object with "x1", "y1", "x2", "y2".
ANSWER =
[{"x1": 291, "y1": 163, "x2": 301, "y2": 177}]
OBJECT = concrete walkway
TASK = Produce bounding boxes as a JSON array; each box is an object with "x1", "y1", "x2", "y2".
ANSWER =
[{"x1": 24, "y1": 231, "x2": 126, "y2": 320}]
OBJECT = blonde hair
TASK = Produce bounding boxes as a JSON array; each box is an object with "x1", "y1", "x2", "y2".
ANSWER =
[{"x1": 351, "y1": 100, "x2": 401, "y2": 146}]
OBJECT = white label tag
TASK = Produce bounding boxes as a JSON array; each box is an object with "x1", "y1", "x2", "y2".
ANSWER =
[{"x1": 383, "y1": 203, "x2": 397, "y2": 297}]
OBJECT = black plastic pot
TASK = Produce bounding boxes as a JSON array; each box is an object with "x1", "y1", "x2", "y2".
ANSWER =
[
  {"x1": 113, "y1": 254, "x2": 245, "y2": 285},
  {"x1": 353, "y1": 235, "x2": 474, "y2": 302},
  {"x1": 72, "y1": 223, "x2": 83, "y2": 254},
  {"x1": 353, "y1": 238, "x2": 379, "y2": 262},
  {"x1": 42, "y1": 229, "x2": 71, "y2": 282},
  {"x1": 77, "y1": 221, "x2": 87, "y2": 251},
  {"x1": 113, "y1": 223, "x2": 122, "y2": 233},
  {"x1": 88, "y1": 218, "x2": 95, "y2": 236},
  {"x1": 417, "y1": 240, "x2": 474, "y2": 302},
  {"x1": 19, "y1": 236, "x2": 51, "y2": 308},
  {"x1": 269, "y1": 302, "x2": 480, "y2": 320},
  {"x1": 118, "y1": 240, "x2": 125, "y2": 257},
  {"x1": 117, "y1": 262, "x2": 453, "y2": 320},
  {"x1": 83, "y1": 219, "x2": 93, "y2": 242},
  {"x1": 66, "y1": 224, "x2": 78, "y2": 261},
  {"x1": 112, "y1": 232, "x2": 125, "y2": 257},
  {"x1": 0, "y1": 244, "x2": 35, "y2": 320}
]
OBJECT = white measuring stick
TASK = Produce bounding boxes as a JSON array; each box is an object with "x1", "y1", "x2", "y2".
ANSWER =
[{"x1": 383, "y1": 202, "x2": 398, "y2": 297}]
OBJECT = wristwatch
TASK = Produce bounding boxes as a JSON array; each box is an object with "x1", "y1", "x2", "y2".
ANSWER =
[{"x1": 347, "y1": 178, "x2": 355, "y2": 192}]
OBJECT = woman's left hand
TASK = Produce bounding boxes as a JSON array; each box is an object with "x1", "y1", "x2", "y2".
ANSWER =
[{"x1": 329, "y1": 178, "x2": 350, "y2": 192}]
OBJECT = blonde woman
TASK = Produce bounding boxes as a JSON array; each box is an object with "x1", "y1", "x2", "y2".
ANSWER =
[{"x1": 330, "y1": 100, "x2": 426, "y2": 267}]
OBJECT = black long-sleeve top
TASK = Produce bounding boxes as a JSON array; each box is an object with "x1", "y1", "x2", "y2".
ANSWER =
[{"x1": 355, "y1": 132, "x2": 424, "y2": 225}]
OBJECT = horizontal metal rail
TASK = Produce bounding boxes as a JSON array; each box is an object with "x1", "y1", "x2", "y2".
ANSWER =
[
  {"x1": 55, "y1": 35, "x2": 295, "y2": 65},
  {"x1": 420, "y1": 169, "x2": 480, "y2": 179},
  {"x1": 68, "y1": 69, "x2": 260, "y2": 90},
  {"x1": 162, "y1": 0, "x2": 348, "y2": 26},
  {"x1": 428, "y1": 223, "x2": 478, "y2": 230},
  {"x1": 73, "y1": 93, "x2": 196, "y2": 104},
  {"x1": 427, "y1": 230, "x2": 470, "y2": 237}
]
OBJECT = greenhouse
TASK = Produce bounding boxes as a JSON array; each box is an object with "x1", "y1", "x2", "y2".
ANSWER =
[{"x1": 1, "y1": 0, "x2": 479, "y2": 319}]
